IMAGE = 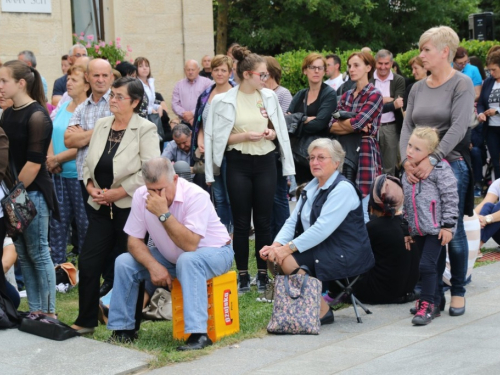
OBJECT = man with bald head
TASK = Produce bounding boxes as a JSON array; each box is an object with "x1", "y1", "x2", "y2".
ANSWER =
[
  {"x1": 172, "y1": 59, "x2": 212, "y2": 126},
  {"x1": 64, "y1": 58, "x2": 114, "y2": 295},
  {"x1": 64, "y1": 58, "x2": 113, "y2": 190}
]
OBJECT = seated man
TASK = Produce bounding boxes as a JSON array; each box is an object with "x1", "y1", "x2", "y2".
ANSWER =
[{"x1": 106, "y1": 157, "x2": 233, "y2": 350}]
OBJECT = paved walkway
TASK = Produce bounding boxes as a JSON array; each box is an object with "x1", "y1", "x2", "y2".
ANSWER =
[
  {"x1": 149, "y1": 261, "x2": 500, "y2": 375},
  {"x1": 2, "y1": 257, "x2": 499, "y2": 375}
]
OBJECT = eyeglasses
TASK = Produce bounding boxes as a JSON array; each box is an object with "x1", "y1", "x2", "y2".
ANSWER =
[
  {"x1": 307, "y1": 155, "x2": 332, "y2": 163},
  {"x1": 307, "y1": 65, "x2": 325, "y2": 72},
  {"x1": 248, "y1": 71, "x2": 270, "y2": 81},
  {"x1": 109, "y1": 92, "x2": 131, "y2": 101},
  {"x1": 74, "y1": 53, "x2": 88, "y2": 58}
]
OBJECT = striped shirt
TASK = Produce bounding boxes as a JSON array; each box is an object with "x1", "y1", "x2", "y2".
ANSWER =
[
  {"x1": 274, "y1": 85, "x2": 293, "y2": 115},
  {"x1": 68, "y1": 90, "x2": 111, "y2": 180}
]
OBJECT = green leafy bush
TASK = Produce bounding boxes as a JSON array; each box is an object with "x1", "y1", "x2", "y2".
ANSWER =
[
  {"x1": 276, "y1": 49, "x2": 358, "y2": 95},
  {"x1": 278, "y1": 40, "x2": 500, "y2": 94}
]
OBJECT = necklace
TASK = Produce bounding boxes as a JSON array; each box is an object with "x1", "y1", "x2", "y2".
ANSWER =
[
  {"x1": 12, "y1": 100, "x2": 36, "y2": 111},
  {"x1": 107, "y1": 128, "x2": 125, "y2": 154},
  {"x1": 427, "y1": 68, "x2": 454, "y2": 87}
]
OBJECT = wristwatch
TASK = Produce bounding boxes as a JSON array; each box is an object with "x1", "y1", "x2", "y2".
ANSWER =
[
  {"x1": 428, "y1": 156, "x2": 438, "y2": 166},
  {"x1": 288, "y1": 241, "x2": 298, "y2": 253},
  {"x1": 486, "y1": 215, "x2": 493, "y2": 224},
  {"x1": 159, "y1": 212, "x2": 172, "y2": 222}
]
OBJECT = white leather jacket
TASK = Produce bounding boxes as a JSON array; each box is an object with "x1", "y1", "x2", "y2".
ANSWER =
[{"x1": 204, "y1": 86, "x2": 295, "y2": 183}]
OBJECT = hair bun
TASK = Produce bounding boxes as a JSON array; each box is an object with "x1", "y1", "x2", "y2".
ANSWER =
[{"x1": 231, "y1": 46, "x2": 251, "y2": 61}]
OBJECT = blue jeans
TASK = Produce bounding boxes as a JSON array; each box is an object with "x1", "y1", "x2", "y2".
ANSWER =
[
  {"x1": 479, "y1": 202, "x2": 500, "y2": 244},
  {"x1": 14, "y1": 191, "x2": 56, "y2": 313},
  {"x1": 438, "y1": 159, "x2": 469, "y2": 297},
  {"x1": 213, "y1": 157, "x2": 233, "y2": 234},
  {"x1": 107, "y1": 245, "x2": 234, "y2": 333},
  {"x1": 271, "y1": 155, "x2": 290, "y2": 239}
]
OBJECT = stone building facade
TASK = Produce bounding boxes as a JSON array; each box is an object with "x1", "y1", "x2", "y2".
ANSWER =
[{"x1": 0, "y1": 0, "x2": 214, "y2": 115}]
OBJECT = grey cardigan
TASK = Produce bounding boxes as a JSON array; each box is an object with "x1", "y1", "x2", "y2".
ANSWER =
[{"x1": 402, "y1": 161, "x2": 459, "y2": 237}]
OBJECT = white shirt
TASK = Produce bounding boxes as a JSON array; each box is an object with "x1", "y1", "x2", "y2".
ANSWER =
[
  {"x1": 487, "y1": 178, "x2": 500, "y2": 197},
  {"x1": 374, "y1": 70, "x2": 396, "y2": 124},
  {"x1": 488, "y1": 81, "x2": 500, "y2": 127},
  {"x1": 324, "y1": 75, "x2": 345, "y2": 91}
]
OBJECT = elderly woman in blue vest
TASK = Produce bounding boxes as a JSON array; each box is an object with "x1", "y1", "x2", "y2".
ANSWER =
[{"x1": 260, "y1": 138, "x2": 374, "y2": 324}]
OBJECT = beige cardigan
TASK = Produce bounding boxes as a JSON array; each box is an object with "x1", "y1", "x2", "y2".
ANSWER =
[{"x1": 82, "y1": 113, "x2": 160, "y2": 210}]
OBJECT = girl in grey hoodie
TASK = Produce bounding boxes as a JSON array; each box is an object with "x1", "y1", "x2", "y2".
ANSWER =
[{"x1": 402, "y1": 127, "x2": 459, "y2": 326}]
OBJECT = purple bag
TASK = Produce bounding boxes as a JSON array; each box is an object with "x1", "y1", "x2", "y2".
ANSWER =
[{"x1": 267, "y1": 265, "x2": 322, "y2": 335}]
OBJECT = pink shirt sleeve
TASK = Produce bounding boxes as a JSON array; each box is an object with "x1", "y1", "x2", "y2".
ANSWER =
[
  {"x1": 123, "y1": 189, "x2": 148, "y2": 239},
  {"x1": 171, "y1": 81, "x2": 185, "y2": 117}
]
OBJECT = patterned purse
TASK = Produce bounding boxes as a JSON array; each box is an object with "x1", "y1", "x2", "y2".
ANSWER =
[
  {"x1": 267, "y1": 265, "x2": 322, "y2": 335},
  {"x1": 1, "y1": 158, "x2": 37, "y2": 237}
]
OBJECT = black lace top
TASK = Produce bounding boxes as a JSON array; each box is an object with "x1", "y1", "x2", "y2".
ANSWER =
[{"x1": 0, "y1": 102, "x2": 58, "y2": 214}]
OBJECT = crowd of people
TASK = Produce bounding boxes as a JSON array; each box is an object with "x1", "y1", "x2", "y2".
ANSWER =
[{"x1": 1, "y1": 24, "x2": 500, "y2": 349}]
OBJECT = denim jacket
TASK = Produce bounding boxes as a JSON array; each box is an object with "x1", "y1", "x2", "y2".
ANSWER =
[{"x1": 204, "y1": 86, "x2": 295, "y2": 183}]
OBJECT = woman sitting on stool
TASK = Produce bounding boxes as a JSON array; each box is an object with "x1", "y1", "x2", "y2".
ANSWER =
[{"x1": 259, "y1": 138, "x2": 374, "y2": 325}]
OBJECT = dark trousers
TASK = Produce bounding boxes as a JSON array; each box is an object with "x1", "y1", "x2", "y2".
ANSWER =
[
  {"x1": 75, "y1": 204, "x2": 130, "y2": 328},
  {"x1": 486, "y1": 126, "x2": 500, "y2": 179},
  {"x1": 0, "y1": 220, "x2": 6, "y2": 294},
  {"x1": 79, "y1": 181, "x2": 115, "y2": 284},
  {"x1": 271, "y1": 153, "x2": 290, "y2": 239},
  {"x1": 226, "y1": 149, "x2": 276, "y2": 271},
  {"x1": 414, "y1": 235, "x2": 442, "y2": 305}
]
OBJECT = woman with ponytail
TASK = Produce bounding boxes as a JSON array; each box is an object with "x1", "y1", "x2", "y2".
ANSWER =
[
  {"x1": 0, "y1": 60, "x2": 57, "y2": 317},
  {"x1": 204, "y1": 46, "x2": 295, "y2": 294}
]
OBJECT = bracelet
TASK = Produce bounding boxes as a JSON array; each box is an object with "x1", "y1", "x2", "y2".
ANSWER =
[{"x1": 441, "y1": 228, "x2": 452, "y2": 233}]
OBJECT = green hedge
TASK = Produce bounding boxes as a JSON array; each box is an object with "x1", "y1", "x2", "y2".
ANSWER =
[{"x1": 277, "y1": 40, "x2": 500, "y2": 95}]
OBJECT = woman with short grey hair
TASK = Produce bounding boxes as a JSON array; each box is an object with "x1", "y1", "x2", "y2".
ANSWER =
[
  {"x1": 259, "y1": 138, "x2": 374, "y2": 322},
  {"x1": 399, "y1": 26, "x2": 475, "y2": 317}
]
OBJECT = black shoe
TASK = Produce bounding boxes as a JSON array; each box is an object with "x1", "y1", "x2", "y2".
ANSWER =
[
  {"x1": 176, "y1": 333, "x2": 213, "y2": 351},
  {"x1": 449, "y1": 298, "x2": 466, "y2": 316},
  {"x1": 320, "y1": 308, "x2": 334, "y2": 325},
  {"x1": 107, "y1": 330, "x2": 137, "y2": 344},
  {"x1": 257, "y1": 271, "x2": 269, "y2": 292},
  {"x1": 410, "y1": 299, "x2": 420, "y2": 315},
  {"x1": 412, "y1": 301, "x2": 434, "y2": 325},
  {"x1": 440, "y1": 296, "x2": 446, "y2": 311},
  {"x1": 98, "y1": 300, "x2": 109, "y2": 325},
  {"x1": 99, "y1": 281, "x2": 113, "y2": 297},
  {"x1": 238, "y1": 272, "x2": 251, "y2": 295}
]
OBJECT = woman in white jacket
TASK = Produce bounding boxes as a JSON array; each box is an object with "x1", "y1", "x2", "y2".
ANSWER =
[{"x1": 204, "y1": 46, "x2": 295, "y2": 294}]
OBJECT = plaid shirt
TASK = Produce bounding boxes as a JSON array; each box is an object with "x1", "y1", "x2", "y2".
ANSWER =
[
  {"x1": 68, "y1": 90, "x2": 111, "y2": 180},
  {"x1": 335, "y1": 83, "x2": 383, "y2": 197}
]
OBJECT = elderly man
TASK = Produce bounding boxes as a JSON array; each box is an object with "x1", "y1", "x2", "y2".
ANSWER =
[
  {"x1": 17, "y1": 50, "x2": 48, "y2": 98},
  {"x1": 199, "y1": 55, "x2": 213, "y2": 79},
  {"x1": 370, "y1": 49, "x2": 405, "y2": 176},
  {"x1": 64, "y1": 58, "x2": 114, "y2": 296},
  {"x1": 52, "y1": 43, "x2": 88, "y2": 106},
  {"x1": 107, "y1": 157, "x2": 233, "y2": 350},
  {"x1": 162, "y1": 123, "x2": 192, "y2": 164},
  {"x1": 172, "y1": 60, "x2": 212, "y2": 126}
]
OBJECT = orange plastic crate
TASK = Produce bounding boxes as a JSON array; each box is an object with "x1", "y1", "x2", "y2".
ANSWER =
[{"x1": 172, "y1": 271, "x2": 240, "y2": 342}]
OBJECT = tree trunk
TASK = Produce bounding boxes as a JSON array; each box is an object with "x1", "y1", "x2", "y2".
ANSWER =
[{"x1": 215, "y1": 0, "x2": 229, "y2": 54}]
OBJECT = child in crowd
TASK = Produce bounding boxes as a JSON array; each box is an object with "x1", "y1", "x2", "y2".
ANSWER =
[{"x1": 402, "y1": 127, "x2": 459, "y2": 325}]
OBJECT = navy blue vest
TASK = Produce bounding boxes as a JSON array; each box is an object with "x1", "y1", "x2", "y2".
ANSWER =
[{"x1": 294, "y1": 173, "x2": 374, "y2": 281}]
